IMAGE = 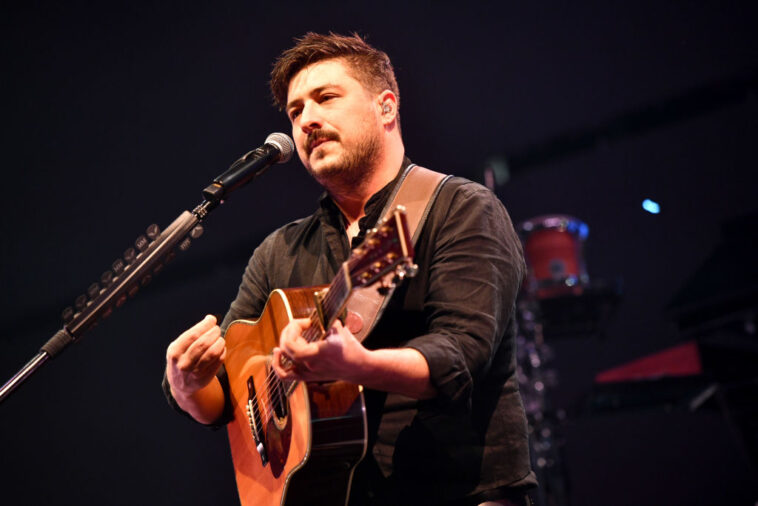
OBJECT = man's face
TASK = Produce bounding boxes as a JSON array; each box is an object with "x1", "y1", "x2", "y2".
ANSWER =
[{"x1": 285, "y1": 58, "x2": 383, "y2": 186}]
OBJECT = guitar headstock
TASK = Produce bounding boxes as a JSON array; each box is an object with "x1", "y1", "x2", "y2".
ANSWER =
[{"x1": 347, "y1": 206, "x2": 416, "y2": 289}]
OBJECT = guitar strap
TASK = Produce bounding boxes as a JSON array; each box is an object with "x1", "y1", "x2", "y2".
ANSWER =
[{"x1": 347, "y1": 164, "x2": 452, "y2": 342}]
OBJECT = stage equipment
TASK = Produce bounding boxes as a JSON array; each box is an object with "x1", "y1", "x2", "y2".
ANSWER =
[
  {"x1": 516, "y1": 214, "x2": 590, "y2": 506},
  {"x1": 516, "y1": 214, "x2": 621, "y2": 506},
  {"x1": 0, "y1": 133, "x2": 294, "y2": 404},
  {"x1": 518, "y1": 215, "x2": 589, "y2": 299},
  {"x1": 585, "y1": 212, "x2": 758, "y2": 476}
]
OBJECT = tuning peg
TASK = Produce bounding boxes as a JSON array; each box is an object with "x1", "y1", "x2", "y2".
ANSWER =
[
  {"x1": 115, "y1": 294, "x2": 127, "y2": 308},
  {"x1": 112, "y1": 258, "x2": 126, "y2": 275},
  {"x1": 376, "y1": 277, "x2": 397, "y2": 296},
  {"x1": 74, "y1": 294, "x2": 87, "y2": 311},
  {"x1": 87, "y1": 282, "x2": 100, "y2": 299},
  {"x1": 100, "y1": 270, "x2": 113, "y2": 286},
  {"x1": 190, "y1": 225, "x2": 204, "y2": 239},
  {"x1": 395, "y1": 264, "x2": 418, "y2": 281},
  {"x1": 153, "y1": 261, "x2": 164, "y2": 275},
  {"x1": 62, "y1": 306, "x2": 74, "y2": 323},
  {"x1": 123, "y1": 247, "x2": 136, "y2": 264},
  {"x1": 146, "y1": 224, "x2": 160, "y2": 240},
  {"x1": 135, "y1": 235, "x2": 149, "y2": 252}
]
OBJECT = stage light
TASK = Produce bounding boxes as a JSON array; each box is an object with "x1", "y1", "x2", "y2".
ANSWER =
[{"x1": 642, "y1": 199, "x2": 660, "y2": 214}]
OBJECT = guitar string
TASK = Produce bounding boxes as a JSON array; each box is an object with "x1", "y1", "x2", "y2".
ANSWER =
[
  {"x1": 244, "y1": 225, "x2": 396, "y2": 428},
  {"x1": 252, "y1": 308, "x2": 324, "y2": 428},
  {"x1": 255, "y1": 238, "x2": 398, "y2": 423},
  {"x1": 257, "y1": 291, "x2": 338, "y2": 425},
  {"x1": 248, "y1": 271, "x2": 348, "y2": 426}
]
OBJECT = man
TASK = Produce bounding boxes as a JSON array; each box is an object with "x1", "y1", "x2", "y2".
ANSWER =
[{"x1": 164, "y1": 32, "x2": 536, "y2": 505}]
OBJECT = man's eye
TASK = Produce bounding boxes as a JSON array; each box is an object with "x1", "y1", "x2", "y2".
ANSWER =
[{"x1": 289, "y1": 109, "x2": 301, "y2": 120}]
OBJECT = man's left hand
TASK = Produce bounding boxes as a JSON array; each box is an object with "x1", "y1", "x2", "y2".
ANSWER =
[{"x1": 272, "y1": 318, "x2": 370, "y2": 383}]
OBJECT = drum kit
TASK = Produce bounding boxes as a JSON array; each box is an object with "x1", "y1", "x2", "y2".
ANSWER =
[
  {"x1": 517, "y1": 213, "x2": 758, "y2": 504},
  {"x1": 515, "y1": 215, "x2": 620, "y2": 506}
]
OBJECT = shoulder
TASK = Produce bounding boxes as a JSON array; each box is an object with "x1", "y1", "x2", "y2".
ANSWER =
[
  {"x1": 420, "y1": 173, "x2": 522, "y2": 254},
  {"x1": 431, "y1": 175, "x2": 509, "y2": 218},
  {"x1": 258, "y1": 212, "x2": 320, "y2": 249},
  {"x1": 248, "y1": 212, "x2": 321, "y2": 268}
]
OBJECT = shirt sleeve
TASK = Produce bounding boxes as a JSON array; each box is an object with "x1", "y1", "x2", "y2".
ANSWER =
[
  {"x1": 220, "y1": 232, "x2": 277, "y2": 332},
  {"x1": 404, "y1": 182, "x2": 525, "y2": 407}
]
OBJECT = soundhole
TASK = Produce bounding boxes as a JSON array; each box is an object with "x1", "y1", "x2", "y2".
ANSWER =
[{"x1": 269, "y1": 364, "x2": 289, "y2": 426}]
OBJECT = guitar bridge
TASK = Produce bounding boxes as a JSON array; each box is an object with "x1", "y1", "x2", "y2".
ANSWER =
[{"x1": 246, "y1": 376, "x2": 268, "y2": 467}]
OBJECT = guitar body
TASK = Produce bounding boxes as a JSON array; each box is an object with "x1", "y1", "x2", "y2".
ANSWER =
[{"x1": 224, "y1": 287, "x2": 368, "y2": 506}]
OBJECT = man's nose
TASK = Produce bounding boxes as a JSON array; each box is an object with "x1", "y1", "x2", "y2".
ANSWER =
[{"x1": 299, "y1": 101, "x2": 322, "y2": 133}]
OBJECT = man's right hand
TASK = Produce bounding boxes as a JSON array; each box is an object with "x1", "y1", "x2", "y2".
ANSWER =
[{"x1": 165, "y1": 315, "x2": 226, "y2": 423}]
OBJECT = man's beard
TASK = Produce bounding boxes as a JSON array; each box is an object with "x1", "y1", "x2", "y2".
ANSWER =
[{"x1": 305, "y1": 127, "x2": 382, "y2": 191}]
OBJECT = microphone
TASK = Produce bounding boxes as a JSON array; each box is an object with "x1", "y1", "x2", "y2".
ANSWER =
[{"x1": 203, "y1": 132, "x2": 295, "y2": 203}]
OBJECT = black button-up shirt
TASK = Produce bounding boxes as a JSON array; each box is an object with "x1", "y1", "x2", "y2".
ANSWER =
[{"x1": 166, "y1": 158, "x2": 536, "y2": 504}]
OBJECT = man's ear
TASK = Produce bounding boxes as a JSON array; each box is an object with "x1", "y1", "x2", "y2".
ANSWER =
[{"x1": 377, "y1": 90, "x2": 398, "y2": 124}]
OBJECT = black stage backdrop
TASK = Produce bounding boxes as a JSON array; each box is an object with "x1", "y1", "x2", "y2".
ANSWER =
[{"x1": 1, "y1": 2, "x2": 757, "y2": 505}]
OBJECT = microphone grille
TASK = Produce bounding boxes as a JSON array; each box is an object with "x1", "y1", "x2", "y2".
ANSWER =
[{"x1": 265, "y1": 132, "x2": 295, "y2": 163}]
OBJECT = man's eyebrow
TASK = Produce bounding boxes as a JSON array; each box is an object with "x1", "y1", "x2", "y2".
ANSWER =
[{"x1": 286, "y1": 84, "x2": 342, "y2": 111}]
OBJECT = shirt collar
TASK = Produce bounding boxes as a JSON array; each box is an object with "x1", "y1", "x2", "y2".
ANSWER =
[{"x1": 318, "y1": 156, "x2": 413, "y2": 241}]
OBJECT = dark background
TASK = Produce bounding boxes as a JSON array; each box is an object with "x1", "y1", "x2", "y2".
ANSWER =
[{"x1": 1, "y1": 1, "x2": 756, "y2": 504}]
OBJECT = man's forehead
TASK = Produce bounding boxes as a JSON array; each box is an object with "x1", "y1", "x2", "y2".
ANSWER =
[{"x1": 286, "y1": 59, "x2": 361, "y2": 102}]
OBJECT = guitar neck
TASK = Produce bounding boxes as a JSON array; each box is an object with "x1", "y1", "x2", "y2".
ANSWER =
[{"x1": 281, "y1": 208, "x2": 415, "y2": 397}]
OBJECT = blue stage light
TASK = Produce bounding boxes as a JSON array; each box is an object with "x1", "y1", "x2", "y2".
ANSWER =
[{"x1": 642, "y1": 199, "x2": 660, "y2": 214}]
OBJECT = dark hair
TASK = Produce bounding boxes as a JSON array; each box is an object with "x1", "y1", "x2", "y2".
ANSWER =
[{"x1": 270, "y1": 32, "x2": 400, "y2": 111}]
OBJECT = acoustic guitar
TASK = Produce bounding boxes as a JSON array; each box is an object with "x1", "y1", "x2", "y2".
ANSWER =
[{"x1": 223, "y1": 207, "x2": 415, "y2": 506}]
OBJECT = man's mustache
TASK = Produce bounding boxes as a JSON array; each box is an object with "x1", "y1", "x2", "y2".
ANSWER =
[{"x1": 306, "y1": 129, "x2": 340, "y2": 154}]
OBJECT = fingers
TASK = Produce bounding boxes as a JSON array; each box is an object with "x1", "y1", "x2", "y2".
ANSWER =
[
  {"x1": 167, "y1": 315, "x2": 226, "y2": 375},
  {"x1": 279, "y1": 318, "x2": 311, "y2": 343},
  {"x1": 272, "y1": 347, "x2": 300, "y2": 381},
  {"x1": 274, "y1": 318, "x2": 315, "y2": 381},
  {"x1": 182, "y1": 326, "x2": 222, "y2": 368},
  {"x1": 273, "y1": 318, "x2": 351, "y2": 382},
  {"x1": 324, "y1": 324, "x2": 342, "y2": 345},
  {"x1": 193, "y1": 332, "x2": 226, "y2": 373},
  {"x1": 279, "y1": 318, "x2": 319, "y2": 360},
  {"x1": 271, "y1": 348, "x2": 287, "y2": 377},
  {"x1": 167, "y1": 315, "x2": 218, "y2": 359}
]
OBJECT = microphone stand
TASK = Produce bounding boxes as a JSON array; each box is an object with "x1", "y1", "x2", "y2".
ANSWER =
[{"x1": 0, "y1": 157, "x2": 273, "y2": 404}]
